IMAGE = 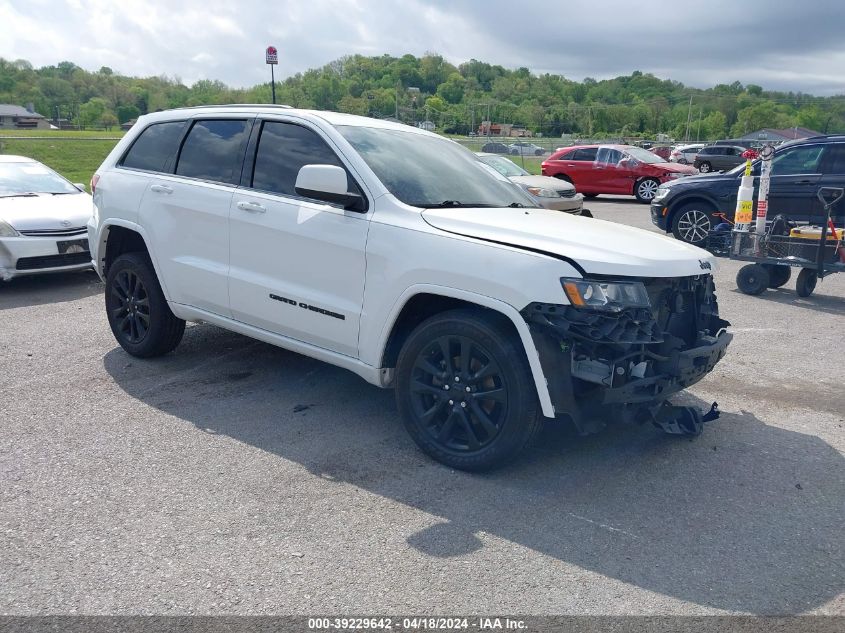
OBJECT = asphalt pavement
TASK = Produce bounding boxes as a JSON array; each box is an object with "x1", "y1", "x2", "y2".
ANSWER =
[{"x1": 1, "y1": 197, "x2": 843, "y2": 616}]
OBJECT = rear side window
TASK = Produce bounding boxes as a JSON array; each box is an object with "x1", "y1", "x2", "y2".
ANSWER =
[
  {"x1": 571, "y1": 147, "x2": 598, "y2": 161},
  {"x1": 175, "y1": 119, "x2": 250, "y2": 185},
  {"x1": 825, "y1": 144, "x2": 845, "y2": 174},
  {"x1": 251, "y1": 121, "x2": 356, "y2": 197},
  {"x1": 121, "y1": 121, "x2": 185, "y2": 172}
]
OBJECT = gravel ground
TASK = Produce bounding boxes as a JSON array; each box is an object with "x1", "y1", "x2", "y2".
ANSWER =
[{"x1": 1, "y1": 197, "x2": 843, "y2": 616}]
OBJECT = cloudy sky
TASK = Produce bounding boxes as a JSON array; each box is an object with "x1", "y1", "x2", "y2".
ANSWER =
[{"x1": 2, "y1": 0, "x2": 844, "y2": 95}]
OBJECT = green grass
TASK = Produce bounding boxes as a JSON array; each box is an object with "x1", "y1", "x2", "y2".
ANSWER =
[
  {"x1": 0, "y1": 134, "x2": 121, "y2": 187},
  {"x1": 0, "y1": 129, "x2": 123, "y2": 138}
]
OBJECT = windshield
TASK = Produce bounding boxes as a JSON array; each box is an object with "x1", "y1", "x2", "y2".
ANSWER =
[
  {"x1": 625, "y1": 147, "x2": 666, "y2": 164},
  {"x1": 0, "y1": 161, "x2": 80, "y2": 196},
  {"x1": 477, "y1": 155, "x2": 530, "y2": 177},
  {"x1": 338, "y1": 125, "x2": 535, "y2": 208}
]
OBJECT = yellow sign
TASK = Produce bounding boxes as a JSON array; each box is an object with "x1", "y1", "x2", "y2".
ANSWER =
[
  {"x1": 744, "y1": 159, "x2": 752, "y2": 176},
  {"x1": 735, "y1": 200, "x2": 753, "y2": 223}
]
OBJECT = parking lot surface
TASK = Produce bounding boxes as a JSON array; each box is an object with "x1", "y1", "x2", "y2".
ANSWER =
[{"x1": 1, "y1": 198, "x2": 843, "y2": 615}]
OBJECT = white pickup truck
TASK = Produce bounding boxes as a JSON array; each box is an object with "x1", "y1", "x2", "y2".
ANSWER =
[{"x1": 88, "y1": 106, "x2": 731, "y2": 470}]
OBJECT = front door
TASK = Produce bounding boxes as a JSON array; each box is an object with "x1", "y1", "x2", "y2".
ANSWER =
[{"x1": 228, "y1": 119, "x2": 370, "y2": 358}]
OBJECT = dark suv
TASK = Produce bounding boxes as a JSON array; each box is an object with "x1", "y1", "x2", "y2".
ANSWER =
[
  {"x1": 693, "y1": 145, "x2": 749, "y2": 173},
  {"x1": 651, "y1": 135, "x2": 845, "y2": 245}
]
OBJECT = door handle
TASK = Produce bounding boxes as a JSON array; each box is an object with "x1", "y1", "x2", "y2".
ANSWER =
[
  {"x1": 236, "y1": 201, "x2": 267, "y2": 213},
  {"x1": 150, "y1": 184, "x2": 173, "y2": 194},
  {"x1": 796, "y1": 179, "x2": 815, "y2": 185}
]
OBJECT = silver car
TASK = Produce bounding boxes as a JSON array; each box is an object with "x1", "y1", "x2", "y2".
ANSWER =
[
  {"x1": 507, "y1": 142, "x2": 546, "y2": 156},
  {"x1": 0, "y1": 155, "x2": 93, "y2": 281},
  {"x1": 477, "y1": 153, "x2": 586, "y2": 214}
]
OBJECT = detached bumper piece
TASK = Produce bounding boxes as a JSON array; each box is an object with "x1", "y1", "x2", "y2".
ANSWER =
[{"x1": 523, "y1": 275, "x2": 732, "y2": 436}]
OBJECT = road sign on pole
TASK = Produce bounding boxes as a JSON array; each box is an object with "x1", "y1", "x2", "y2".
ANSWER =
[{"x1": 266, "y1": 46, "x2": 278, "y2": 105}]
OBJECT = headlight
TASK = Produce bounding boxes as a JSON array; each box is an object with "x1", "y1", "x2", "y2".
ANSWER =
[
  {"x1": 561, "y1": 278, "x2": 650, "y2": 312},
  {"x1": 667, "y1": 172, "x2": 686, "y2": 180},
  {"x1": 653, "y1": 186, "x2": 670, "y2": 201},
  {"x1": 526, "y1": 186, "x2": 559, "y2": 198},
  {"x1": 0, "y1": 219, "x2": 20, "y2": 237}
]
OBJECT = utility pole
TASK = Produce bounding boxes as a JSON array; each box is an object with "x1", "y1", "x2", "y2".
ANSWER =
[
  {"x1": 696, "y1": 108, "x2": 703, "y2": 141},
  {"x1": 684, "y1": 95, "x2": 693, "y2": 142},
  {"x1": 486, "y1": 102, "x2": 491, "y2": 140}
]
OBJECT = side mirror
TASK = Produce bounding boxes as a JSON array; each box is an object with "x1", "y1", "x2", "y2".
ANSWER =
[{"x1": 294, "y1": 164, "x2": 365, "y2": 212}]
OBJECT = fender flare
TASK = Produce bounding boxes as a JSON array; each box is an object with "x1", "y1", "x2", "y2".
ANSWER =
[
  {"x1": 96, "y1": 220, "x2": 171, "y2": 300},
  {"x1": 376, "y1": 284, "x2": 556, "y2": 418}
]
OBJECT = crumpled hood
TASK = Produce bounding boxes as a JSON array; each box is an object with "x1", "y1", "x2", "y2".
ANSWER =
[
  {"x1": 510, "y1": 174, "x2": 575, "y2": 193},
  {"x1": 0, "y1": 192, "x2": 93, "y2": 231},
  {"x1": 422, "y1": 206, "x2": 716, "y2": 278},
  {"x1": 661, "y1": 162, "x2": 698, "y2": 175}
]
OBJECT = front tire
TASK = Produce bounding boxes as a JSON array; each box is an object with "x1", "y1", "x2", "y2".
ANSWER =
[
  {"x1": 635, "y1": 178, "x2": 660, "y2": 203},
  {"x1": 395, "y1": 309, "x2": 541, "y2": 471},
  {"x1": 105, "y1": 252, "x2": 185, "y2": 357},
  {"x1": 671, "y1": 203, "x2": 714, "y2": 246}
]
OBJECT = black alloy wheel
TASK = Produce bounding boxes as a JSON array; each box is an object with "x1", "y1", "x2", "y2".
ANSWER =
[
  {"x1": 395, "y1": 310, "x2": 541, "y2": 471},
  {"x1": 408, "y1": 334, "x2": 508, "y2": 453},
  {"x1": 109, "y1": 269, "x2": 150, "y2": 344}
]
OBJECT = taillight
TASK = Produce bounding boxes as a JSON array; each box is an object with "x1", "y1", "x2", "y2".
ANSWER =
[{"x1": 90, "y1": 173, "x2": 100, "y2": 194}]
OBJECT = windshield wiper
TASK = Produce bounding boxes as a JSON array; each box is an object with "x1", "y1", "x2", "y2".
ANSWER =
[
  {"x1": 508, "y1": 202, "x2": 526, "y2": 208},
  {"x1": 0, "y1": 192, "x2": 40, "y2": 198},
  {"x1": 418, "y1": 200, "x2": 498, "y2": 209}
]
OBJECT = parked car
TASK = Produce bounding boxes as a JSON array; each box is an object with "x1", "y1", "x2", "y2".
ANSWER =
[
  {"x1": 669, "y1": 143, "x2": 705, "y2": 164},
  {"x1": 507, "y1": 142, "x2": 546, "y2": 156},
  {"x1": 476, "y1": 153, "x2": 585, "y2": 214},
  {"x1": 649, "y1": 146, "x2": 673, "y2": 161},
  {"x1": 693, "y1": 145, "x2": 749, "y2": 173},
  {"x1": 481, "y1": 141, "x2": 510, "y2": 154},
  {"x1": 652, "y1": 135, "x2": 845, "y2": 245},
  {"x1": 89, "y1": 105, "x2": 732, "y2": 470},
  {"x1": 0, "y1": 155, "x2": 93, "y2": 281},
  {"x1": 541, "y1": 145, "x2": 697, "y2": 203}
]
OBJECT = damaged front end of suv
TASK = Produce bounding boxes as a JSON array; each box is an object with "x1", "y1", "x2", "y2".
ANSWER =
[{"x1": 523, "y1": 274, "x2": 732, "y2": 437}]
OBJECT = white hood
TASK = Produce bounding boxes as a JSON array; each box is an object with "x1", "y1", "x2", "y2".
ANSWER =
[
  {"x1": 422, "y1": 206, "x2": 716, "y2": 278},
  {"x1": 0, "y1": 192, "x2": 93, "y2": 231}
]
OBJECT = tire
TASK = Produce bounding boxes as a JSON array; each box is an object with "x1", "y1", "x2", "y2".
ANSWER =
[
  {"x1": 795, "y1": 268, "x2": 818, "y2": 297},
  {"x1": 764, "y1": 264, "x2": 791, "y2": 289},
  {"x1": 698, "y1": 161, "x2": 712, "y2": 173},
  {"x1": 678, "y1": 158, "x2": 688, "y2": 165},
  {"x1": 105, "y1": 252, "x2": 185, "y2": 357},
  {"x1": 534, "y1": 149, "x2": 543, "y2": 156},
  {"x1": 510, "y1": 149, "x2": 519, "y2": 156},
  {"x1": 583, "y1": 193, "x2": 599, "y2": 199},
  {"x1": 736, "y1": 264, "x2": 770, "y2": 296},
  {"x1": 635, "y1": 178, "x2": 660, "y2": 203},
  {"x1": 395, "y1": 309, "x2": 542, "y2": 471},
  {"x1": 671, "y1": 202, "x2": 714, "y2": 246}
]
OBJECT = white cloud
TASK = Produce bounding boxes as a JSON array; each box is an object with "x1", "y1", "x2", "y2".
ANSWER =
[{"x1": 0, "y1": 0, "x2": 843, "y2": 94}]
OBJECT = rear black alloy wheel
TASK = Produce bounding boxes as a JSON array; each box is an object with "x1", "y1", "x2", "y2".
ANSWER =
[
  {"x1": 110, "y1": 269, "x2": 150, "y2": 344},
  {"x1": 395, "y1": 310, "x2": 541, "y2": 471},
  {"x1": 698, "y1": 161, "x2": 712, "y2": 173},
  {"x1": 105, "y1": 252, "x2": 186, "y2": 357}
]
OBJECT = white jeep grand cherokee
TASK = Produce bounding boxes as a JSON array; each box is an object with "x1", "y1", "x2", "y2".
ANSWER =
[{"x1": 88, "y1": 105, "x2": 731, "y2": 470}]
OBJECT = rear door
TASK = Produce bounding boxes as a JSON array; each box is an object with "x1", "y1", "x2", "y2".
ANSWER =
[
  {"x1": 562, "y1": 147, "x2": 599, "y2": 192},
  {"x1": 817, "y1": 143, "x2": 845, "y2": 223},
  {"x1": 139, "y1": 117, "x2": 252, "y2": 317},
  {"x1": 227, "y1": 118, "x2": 370, "y2": 357}
]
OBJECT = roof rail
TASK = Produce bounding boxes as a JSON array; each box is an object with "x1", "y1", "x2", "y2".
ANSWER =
[{"x1": 170, "y1": 103, "x2": 293, "y2": 111}]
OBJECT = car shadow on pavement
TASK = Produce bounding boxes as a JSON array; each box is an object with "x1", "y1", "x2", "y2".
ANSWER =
[
  {"x1": 728, "y1": 287, "x2": 845, "y2": 316},
  {"x1": 0, "y1": 271, "x2": 102, "y2": 311},
  {"x1": 104, "y1": 324, "x2": 844, "y2": 615}
]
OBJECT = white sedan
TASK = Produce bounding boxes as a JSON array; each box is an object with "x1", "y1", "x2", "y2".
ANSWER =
[
  {"x1": 0, "y1": 155, "x2": 94, "y2": 281},
  {"x1": 507, "y1": 142, "x2": 546, "y2": 156}
]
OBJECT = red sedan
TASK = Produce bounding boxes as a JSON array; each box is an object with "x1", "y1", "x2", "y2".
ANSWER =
[{"x1": 541, "y1": 145, "x2": 698, "y2": 203}]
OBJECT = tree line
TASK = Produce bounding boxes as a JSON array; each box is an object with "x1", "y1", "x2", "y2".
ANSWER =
[{"x1": 1, "y1": 54, "x2": 843, "y2": 140}]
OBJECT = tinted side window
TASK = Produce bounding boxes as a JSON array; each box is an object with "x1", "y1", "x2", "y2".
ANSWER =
[
  {"x1": 823, "y1": 144, "x2": 845, "y2": 174},
  {"x1": 572, "y1": 147, "x2": 598, "y2": 161},
  {"x1": 772, "y1": 145, "x2": 826, "y2": 175},
  {"x1": 251, "y1": 121, "x2": 355, "y2": 197},
  {"x1": 121, "y1": 121, "x2": 185, "y2": 172},
  {"x1": 175, "y1": 120, "x2": 250, "y2": 185}
]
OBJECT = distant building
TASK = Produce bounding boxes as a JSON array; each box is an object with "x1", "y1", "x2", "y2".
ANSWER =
[
  {"x1": 740, "y1": 127, "x2": 822, "y2": 142},
  {"x1": 0, "y1": 104, "x2": 51, "y2": 130},
  {"x1": 120, "y1": 118, "x2": 138, "y2": 131}
]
